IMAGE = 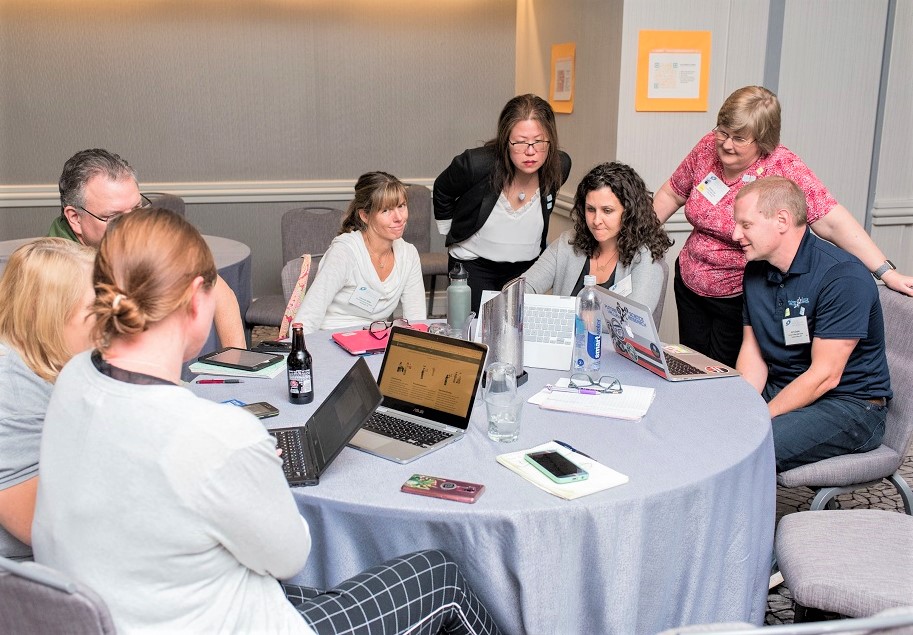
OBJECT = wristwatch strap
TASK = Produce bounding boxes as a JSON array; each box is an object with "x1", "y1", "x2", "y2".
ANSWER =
[{"x1": 873, "y1": 259, "x2": 896, "y2": 280}]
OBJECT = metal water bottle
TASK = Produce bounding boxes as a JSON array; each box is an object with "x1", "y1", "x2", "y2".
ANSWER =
[
  {"x1": 446, "y1": 262, "x2": 472, "y2": 331},
  {"x1": 572, "y1": 275, "x2": 602, "y2": 379},
  {"x1": 287, "y1": 322, "x2": 314, "y2": 404}
]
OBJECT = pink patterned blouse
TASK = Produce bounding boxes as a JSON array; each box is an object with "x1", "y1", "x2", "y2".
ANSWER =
[{"x1": 669, "y1": 132, "x2": 837, "y2": 297}]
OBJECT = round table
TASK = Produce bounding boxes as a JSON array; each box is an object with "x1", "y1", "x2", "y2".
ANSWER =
[{"x1": 190, "y1": 328, "x2": 776, "y2": 634}]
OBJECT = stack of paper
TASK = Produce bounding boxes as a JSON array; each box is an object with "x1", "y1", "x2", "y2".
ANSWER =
[
  {"x1": 496, "y1": 441, "x2": 628, "y2": 500},
  {"x1": 528, "y1": 378, "x2": 655, "y2": 421},
  {"x1": 188, "y1": 356, "x2": 287, "y2": 379}
]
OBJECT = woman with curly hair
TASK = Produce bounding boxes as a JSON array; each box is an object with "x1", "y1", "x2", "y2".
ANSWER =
[{"x1": 520, "y1": 161, "x2": 672, "y2": 320}]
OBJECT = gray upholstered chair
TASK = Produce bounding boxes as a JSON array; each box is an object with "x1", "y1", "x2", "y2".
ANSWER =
[
  {"x1": 775, "y1": 510, "x2": 913, "y2": 622},
  {"x1": 776, "y1": 286, "x2": 913, "y2": 515},
  {"x1": 245, "y1": 207, "x2": 345, "y2": 329},
  {"x1": 0, "y1": 555, "x2": 115, "y2": 634},
  {"x1": 144, "y1": 192, "x2": 186, "y2": 217},
  {"x1": 657, "y1": 605, "x2": 913, "y2": 634},
  {"x1": 403, "y1": 184, "x2": 449, "y2": 317}
]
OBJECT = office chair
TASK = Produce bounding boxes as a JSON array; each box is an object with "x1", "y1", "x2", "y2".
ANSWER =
[{"x1": 402, "y1": 184, "x2": 449, "y2": 317}]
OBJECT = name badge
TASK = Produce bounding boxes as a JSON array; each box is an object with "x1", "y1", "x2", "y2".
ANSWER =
[
  {"x1": 348, "y1": 285, "x2": 381, "y2": 312},
  {"x1": 696, "y1": 172, "x2": 729, "y2": 206},
  {"x1": 609, "y1": 274, "x2": 633, "y2": 297},
  {"x1": 782, "y1": 315, "x2": 811, "y2": 346}
]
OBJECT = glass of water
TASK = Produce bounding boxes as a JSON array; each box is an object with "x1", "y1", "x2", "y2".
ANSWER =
[{"x1": 484, "y1": 362, "x2": 521, "y2": 442}]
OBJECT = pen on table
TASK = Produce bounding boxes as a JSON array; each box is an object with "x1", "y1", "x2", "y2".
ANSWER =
[
  {"x1": 553, "y1": 439, "x2": 594, "y2": 460},
  {"x1": 197, "y1": 379, "x2": 243, "y2": 384},
  {"x1": 545, "y1": 384, "x2": 601, "y2": 395}
]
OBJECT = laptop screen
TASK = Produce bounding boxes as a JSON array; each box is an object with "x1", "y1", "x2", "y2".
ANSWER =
[{"x1": 378, "y1": 329, "x2": 487, "y2": 427}]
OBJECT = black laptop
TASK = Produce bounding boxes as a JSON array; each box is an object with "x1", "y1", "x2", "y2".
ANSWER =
[{"x1": 270, "y1": 357, "x2": 382, "y2": 486}]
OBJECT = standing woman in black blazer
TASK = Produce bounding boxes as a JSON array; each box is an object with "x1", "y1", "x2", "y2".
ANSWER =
[{"x1": 434, "y1": 94, "x2": 572, "y2": 312}]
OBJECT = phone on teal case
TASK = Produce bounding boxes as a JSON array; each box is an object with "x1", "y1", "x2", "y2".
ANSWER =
[{"x1": 524, "y1": 451, "x2": 588, "y2": 484}]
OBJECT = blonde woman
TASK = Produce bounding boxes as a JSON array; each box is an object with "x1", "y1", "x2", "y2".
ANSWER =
[
  {"x1": 0, "y1": 238, "x2": 95, "y2": 559},
  {"x1": 33, "y1": 209, "x2": 500, "y2": 634}
]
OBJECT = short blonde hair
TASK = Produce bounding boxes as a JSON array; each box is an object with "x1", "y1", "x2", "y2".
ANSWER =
[
  {"x1": 0, "y1": 238, "x2": 95, "y2": 381},
  {"x1": 717, "y1": 86, "x2": 781, "y2": 156},
  {"x1": 737, "y1": 176, "x2": 807, "y2": 226}
]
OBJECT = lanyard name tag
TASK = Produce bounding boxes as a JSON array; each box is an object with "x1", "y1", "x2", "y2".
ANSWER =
[
  {"x1": 696, "y1": 172, "x2": 729, "y2": 205},
  {"x1": 782, "y1": 315, "x2": 811, "y2": 345},
  {"x1": 609, "y1": 274, "x2": 633, "y2": 297},
  {"x1": 348, "y1": 285, "x2": 381, "y2": 312}
]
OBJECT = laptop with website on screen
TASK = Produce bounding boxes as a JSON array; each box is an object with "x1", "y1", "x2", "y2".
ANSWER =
[
  {"x1": 348, "y1": 326, "x2": 488, "y2": 464},
  {"x1": 595, "y1": 287, "x2": 740, "y2": 382}
]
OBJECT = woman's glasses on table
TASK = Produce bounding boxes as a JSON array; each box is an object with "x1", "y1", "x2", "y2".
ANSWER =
[
  {"x1": 368, "y1": 318, "x2": 412, "y2": 340},
  {"x1": 568, "y1": 373, "x2": 623, "y2": 394}
]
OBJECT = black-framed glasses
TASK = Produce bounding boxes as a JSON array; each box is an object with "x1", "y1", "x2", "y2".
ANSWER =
[
  {"x1": 74, "y1": 193, "x2": 153, "y2": 223},
  {"x1": 712, "y1": 126, "x2": 755, "y2": 149},
  {"x1": 569, "y1": 373, "x2": 623, "y2": 394},
  {"x1": 508, "y1": 140, "x2": 550, "y2": 154},
  {"x1": 368, "y1": 318, "x2": 411, "y2": 340}
]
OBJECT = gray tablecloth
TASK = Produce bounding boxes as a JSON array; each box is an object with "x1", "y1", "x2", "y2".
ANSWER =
[{"x1": 190, "y1": 330, "x2": 775, "y2": 635}]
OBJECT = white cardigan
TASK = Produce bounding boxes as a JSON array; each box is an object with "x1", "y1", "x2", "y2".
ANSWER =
[{"x1": 292, "y1": 231, "x2": 427, "y2": 334}]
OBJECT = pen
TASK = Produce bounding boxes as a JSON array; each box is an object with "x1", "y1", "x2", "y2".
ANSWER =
[
  {"x1": 197, "y1": 379, "x2": 243, "y2": 384},
  {"x1": 545, "y1": 384, "x2": 601, "y2": 395},
  {"x1": 553, "y1": 439, "x2": 594, "y2": 460}
]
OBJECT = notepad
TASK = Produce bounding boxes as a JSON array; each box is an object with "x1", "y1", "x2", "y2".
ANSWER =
[
  {"x1": 528, "y1": 378, "x2": 655, "y2": 421},
  {"x1": 496, "y1": 441, "x2": 628, "y2": 500}
]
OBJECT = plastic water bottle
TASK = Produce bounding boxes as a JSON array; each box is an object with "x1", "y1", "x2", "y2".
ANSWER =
[
  {"x1": 446, "y1": 263, "x2": 472, "y2": 331},
  {"x1": 572, "y1": 275, "x2": 602, "y2": 379}
]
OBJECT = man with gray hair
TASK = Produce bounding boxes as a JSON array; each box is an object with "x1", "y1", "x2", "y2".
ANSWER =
[
  {"x1": 49, "y1": 149, "x2": 246, "y2": 348},
  {"x1": 733, "y1": 175, "x2": 891, "y2": 471}
]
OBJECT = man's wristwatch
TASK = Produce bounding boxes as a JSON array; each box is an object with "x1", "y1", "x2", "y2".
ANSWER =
[{"x1": 873, "y1": 259, "x2": 896, "y2": 280}]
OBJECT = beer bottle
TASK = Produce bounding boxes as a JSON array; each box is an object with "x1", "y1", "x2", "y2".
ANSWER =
[{"x1": 287, "y1": 323, "x2": 314, "y2": 404}]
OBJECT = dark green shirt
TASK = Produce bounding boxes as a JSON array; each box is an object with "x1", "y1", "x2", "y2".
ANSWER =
[{"x1": 47, "y1": 215, "x2": 79, "y2": 242}]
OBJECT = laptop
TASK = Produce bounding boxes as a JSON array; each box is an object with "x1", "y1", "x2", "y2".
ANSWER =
[
  {"x1": 478, "y1": 290, "x2": 575, "y2": 371},
  {"x1": 348, "y1": 326, "x2": 488, "y2": 464},
  {"x1": 332, "y1": 323, "x2": 429, "y2": 356},
  {"x1": 595, "y1": 287, "x2": 740, "y2": 381},
  {"x1": 270, "y1": 357, "x2": 382, "y2": 485}
]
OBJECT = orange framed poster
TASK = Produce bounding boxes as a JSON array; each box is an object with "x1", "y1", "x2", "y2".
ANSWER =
[
  {"x1": 636, "y1": 30, "x2": 711, "y2": 112},
  {"x1": 549, "y1": 42, "x2": 575, "y2": 114}
]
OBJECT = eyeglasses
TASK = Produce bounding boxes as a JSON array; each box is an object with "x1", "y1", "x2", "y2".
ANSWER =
[
  {"x1": 75, "y1": 193, "x2": 153, "y2": 223},
  {"x1": 509, "y1": 140, "x2": 550, "y2": 154},
  {"x1": 569, "y1": 373, "x2": 623, "y2": 394},
  {"x1": 712, "y1": 127, "x2": 755, "y2": 149},
  {"x1": 368, "y1": 318, "x2": 411, "y2": 340}
]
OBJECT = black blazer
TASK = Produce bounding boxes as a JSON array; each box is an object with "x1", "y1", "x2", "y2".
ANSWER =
[{"x1": 433, "y1": 146, "x2": 572, "y2": 250}]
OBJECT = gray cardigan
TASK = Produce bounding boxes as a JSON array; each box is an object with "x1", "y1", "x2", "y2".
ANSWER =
[{"x1": 520, "y1": 229, "x2": 669, "y2": 325}]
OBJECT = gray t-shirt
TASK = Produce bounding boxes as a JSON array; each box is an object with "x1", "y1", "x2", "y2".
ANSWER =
[{"x1": 0, "y1": 343, "x2": 52, "y2": 559}]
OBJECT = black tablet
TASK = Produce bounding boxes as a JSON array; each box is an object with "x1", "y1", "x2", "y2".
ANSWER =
[{"x1": 197, "y1": 347, "x2": 284, "y2": 372}]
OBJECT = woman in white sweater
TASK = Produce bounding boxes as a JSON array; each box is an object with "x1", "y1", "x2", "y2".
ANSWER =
[
  {"x1": 521, "y1": 162, "x2": 673, "y2": 321},
  {"x1": 34, "y1": 209, "x2": 500, "y2": 635},
  {"x1": 293, "y1": 172, "x2": 427, "y2": 333}
]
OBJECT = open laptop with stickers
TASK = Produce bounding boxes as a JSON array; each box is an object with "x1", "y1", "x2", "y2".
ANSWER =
[{"x1": 594, "y1": 287, "x2": 740, "y2": 382}]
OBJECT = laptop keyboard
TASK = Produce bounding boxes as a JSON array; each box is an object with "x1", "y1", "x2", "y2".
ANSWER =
[
  {"x1": 665, "y1": 354, "x2": 703, "y2": 376},
  {"x1": 364, "y1": 412, "x2": 453, "y2": 448},
  {"x1": 523, "y1": 306, "x2": 574, "y2": 345},
  {"x1": 270, "y1": 428, "x2": 309, "y2": 481}
]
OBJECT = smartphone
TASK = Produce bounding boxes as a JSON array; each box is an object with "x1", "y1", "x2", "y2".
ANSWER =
[
  {"x1": 197, "y1": 347, "x2": 284, "y2": 372},
  {"x1": 401, "y1": 474, "x2": 485, "y2": 504},
  {"x1": 254, "y1": 340, "x2": 293, "y2": 353},
  {"x1": 241, "y1": 401, "x2": 280, "y2": 419},
  {"x1": 524, "y1": 451, "x2": 589, "y2": 484}
]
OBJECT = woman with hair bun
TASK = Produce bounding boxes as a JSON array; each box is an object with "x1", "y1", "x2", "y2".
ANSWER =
[
  {"x1": 0, "y1": 238, "x2": 95, "y2": 561},
  {"x1": 521, "y1": 161, "x2": 672, "y2": 321},
  {"x1": 33, "y1": 208, "x2": 501, "y2": 635},
  {"x1": 293, "y1": 171, "x2": 426, "y2": 334}
]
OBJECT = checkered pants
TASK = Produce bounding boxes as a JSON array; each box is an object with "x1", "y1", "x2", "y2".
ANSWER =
[{"x1": 282, "y1": 549, "x2": 502, "y2": 635}]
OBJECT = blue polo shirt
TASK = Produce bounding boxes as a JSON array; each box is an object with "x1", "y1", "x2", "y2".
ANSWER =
[{"x1": 742, "y1": 228, "x2": 891, "y2": 400}]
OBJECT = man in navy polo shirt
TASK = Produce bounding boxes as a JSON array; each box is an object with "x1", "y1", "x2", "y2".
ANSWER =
[{"x1": 733, "y1": 176, "x2": 891, "y2": 472}]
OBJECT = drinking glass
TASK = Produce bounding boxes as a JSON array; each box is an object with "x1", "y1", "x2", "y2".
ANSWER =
[{"x1": 484, "y1": 362, "x2": 522, "y2": 442}]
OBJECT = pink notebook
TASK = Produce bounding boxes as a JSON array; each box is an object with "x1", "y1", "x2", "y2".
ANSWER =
[{"x1": 331, "y1": 323, "x2": 429, "y2": 356}]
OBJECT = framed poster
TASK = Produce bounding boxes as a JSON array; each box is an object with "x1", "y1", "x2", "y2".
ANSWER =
[
  {"x1": 549, "y1": 42, "x2": 575, "y2": 114},
  {"x1": 636, "y1": 30, "x2": 711, "y2": 112}
]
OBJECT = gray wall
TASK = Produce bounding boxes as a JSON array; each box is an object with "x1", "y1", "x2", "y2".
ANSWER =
[{"x1": 0, "y1": 0, "x2": 516, "y2": 295}]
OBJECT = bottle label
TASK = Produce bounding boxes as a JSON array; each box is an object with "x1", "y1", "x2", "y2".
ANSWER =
[
  {"x1": 288, "y1": 369, "x2": 312, "y2": 395},
  {"x1": 587, "y1": 320, "x2": 602, "y2": 361}
]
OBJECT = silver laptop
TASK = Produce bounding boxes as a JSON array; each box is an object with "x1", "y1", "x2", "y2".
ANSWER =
[
  {"x1": 595, "y1": 287, "x2": 740, "y2": 381},
  {"x1": 348, "y1": 326, "x2": 488, "y2": 464},
  {"x1": 478, "y1": 290, "x2": 575, "y2": 371}
]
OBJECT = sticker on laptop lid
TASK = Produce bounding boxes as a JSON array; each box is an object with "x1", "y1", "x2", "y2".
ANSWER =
[{"x1": 662, "y1": 344, "x2": 695, "y2": 355}]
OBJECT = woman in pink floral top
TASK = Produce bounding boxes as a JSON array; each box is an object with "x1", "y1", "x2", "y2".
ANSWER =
[{"x1": 653, "y1": 85, "x2": 913, "y2": 366}]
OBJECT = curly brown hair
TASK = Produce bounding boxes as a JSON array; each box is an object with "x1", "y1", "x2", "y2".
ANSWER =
[{"x1": 569, "y1": 162, "x2": 672, "y2": 267}]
